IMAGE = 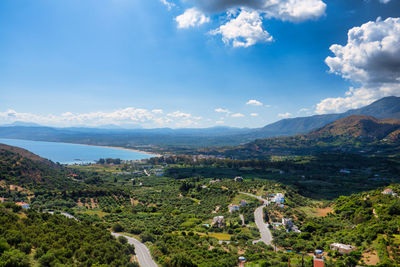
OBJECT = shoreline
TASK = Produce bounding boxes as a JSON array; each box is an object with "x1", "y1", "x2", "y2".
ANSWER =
[
  {"x1": 81, "y1": 143, "x2": 162, "y2": 158},
  {"x1": 0, "y1": 138, "x2": 162, "y2": 159}
]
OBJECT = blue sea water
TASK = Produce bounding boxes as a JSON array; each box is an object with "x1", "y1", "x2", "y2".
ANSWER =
[{"x1": 0, "y1": 138, "x2": 156, "y2": 164}]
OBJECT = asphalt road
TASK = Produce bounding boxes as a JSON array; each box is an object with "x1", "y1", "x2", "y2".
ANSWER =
[
  {"x1": 111, "y1": 232, "x2": 158, "y2": 267},
  {"x1": 239, "y1": 192, "x2": 274, "y2": 246},
  {"x1": 254, "y1": 205, "x2": 273, "y2": 246}
]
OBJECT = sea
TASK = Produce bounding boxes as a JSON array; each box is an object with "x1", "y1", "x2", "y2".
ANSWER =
[{"x1": 0, "y1": 138, "x2": 156, "y2": 164}]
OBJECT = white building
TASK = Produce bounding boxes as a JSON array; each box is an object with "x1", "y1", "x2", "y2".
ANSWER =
[
  {"x1": 382, "y1": 189, "x2": 397, "y2": 196},
  {"x1": 282, "y1": 218, "x2": 293, "y2": 226},
  {"x1": 228, "y1": 204, "x2": 240, "y2": 213},
  {"x1": 212, "y1": 216, "x2": 225, "y2": 227},
  {"x1": 330, "y1": 243, "x2": 356, "y2": 254},
  {"x1": 273, "y1": 193, "x2": 285, "y2": 204}
]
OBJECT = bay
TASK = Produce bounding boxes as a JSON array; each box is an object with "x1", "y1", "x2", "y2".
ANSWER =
[{"x1": 0, "y1": 138, "x2": 156, "y2": 164}]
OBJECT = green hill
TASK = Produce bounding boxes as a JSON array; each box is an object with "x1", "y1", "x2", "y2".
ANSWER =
[
  {"x1": 274, "y1": 184, "x2": 400, "y2": 265},
  {"x1": 0, "y1": 202, "x2": 133, "y2": 266},
  {"x1": 216, "y1": 115, "x2": 400, "y2": 158},
  {"x1": 0, "y1": 143, "x2": 77, "y2": 191}
]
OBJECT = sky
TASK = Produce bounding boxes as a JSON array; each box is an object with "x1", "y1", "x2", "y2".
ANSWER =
[{"x1": 0, "y1": 0, "x2": 399, "y2": 128}]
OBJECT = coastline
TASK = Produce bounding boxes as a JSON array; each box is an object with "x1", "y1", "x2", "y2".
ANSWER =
[{"x1": 81, "y1": 143, "x2": 162, "y2": 158}]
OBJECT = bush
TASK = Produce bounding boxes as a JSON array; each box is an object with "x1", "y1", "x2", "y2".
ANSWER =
[
  {"x1": 112, "y1": 223, "x2": 124, "y2": 233},
  {"x1": 117, "y1": 236, "x2": 128, "y2": 244},
  {"x1": 0, "y1": 248, "x2": 30, "y2": 267}
]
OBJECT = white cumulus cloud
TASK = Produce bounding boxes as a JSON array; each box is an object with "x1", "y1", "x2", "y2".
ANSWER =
[
  {"x1": 197, "y1": 0, "x2": 326, "y2": 22},
  {"x1": 210, "y1": 10, "x2": 273, "y2": 47},
  {"x1": 160, "y1": 0, "x2": 175, "y2": 10},
  {"x1": 152, "y1": 109, "x2": 164, "y2": 114},
  {"x1": 278, "y1": 112, "x2": 292, "y2": 118},
  {"x1": 231, "y1": 113, "x2": 245, "y2": 117},
  {"x1": 176, "y1": 8, "x2": 210, "y2": 29},
  {"x1": 250, "y1": 113, "x2": 259, "y2": 117},
  {"x1": 317, "y1": 17, "x2": 400, "y2": 114},
  {"x1": 0, "y1": 108, "x2": 204, "y2": 128},
  {"x1": 168, "y1": 0, "x2": 327, "y2": 47},
  {"x1": 246, "y1": 99, "x2": 263, "y2": 106},
  {"x1": 215, "y1": 108, "x2": 231, "y2": 114}
]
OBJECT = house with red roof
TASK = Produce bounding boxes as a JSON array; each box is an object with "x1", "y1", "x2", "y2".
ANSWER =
[{"x1": 15, "y1": 202, "x2": 30, "y2": 209}]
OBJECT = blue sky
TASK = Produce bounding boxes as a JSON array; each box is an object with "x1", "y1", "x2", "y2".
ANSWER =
[{"x1": 0, "y1": 0, "x2": 399, "y2": 128}]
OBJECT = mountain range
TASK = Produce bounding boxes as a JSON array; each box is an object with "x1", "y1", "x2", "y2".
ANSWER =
[
  {"x1": 216, "y1": 115, "x2": 400, "y2": 158},
  {"x1": 1, "y1": 96, "x2": 400, "y2": 148}
]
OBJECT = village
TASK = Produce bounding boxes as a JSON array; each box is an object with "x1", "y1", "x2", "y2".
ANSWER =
[{"x1": 208, "y1": 177, "x2": 396, "y2": 266}]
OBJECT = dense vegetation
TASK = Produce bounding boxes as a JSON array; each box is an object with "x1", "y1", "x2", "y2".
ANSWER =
[
  {"x1": 2, "y1": 115, "x2": 400, "y2": 266},
  {"x1": 273, "y1": 185, "x2": 400, "y2": 266},
  {"x1": 0, "y1": 203, "x2": 134, "y2": 266},
  {"x1": 151, "y1": 153, "x2": 400, "y2": 199},
  {"x1": 0, "y1": 144, "x2": 77, "y2": 191}
]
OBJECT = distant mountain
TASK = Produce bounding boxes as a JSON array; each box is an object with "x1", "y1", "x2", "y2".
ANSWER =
[
  {"x1": 2, "y1": 121, "x2": 42, "y2": 127},
  {"x1": 0, "y1": 96, "x2": 399, "y2": 149},
  {"x1": 216, "y1": 115, "x2": 400, "y2": 158},
  {"x1": 309, "y1": 115, "x2": 400, "y2": 141},
  {"x1": 250, "y1": 96, "x2": 400, "y2": 138}
]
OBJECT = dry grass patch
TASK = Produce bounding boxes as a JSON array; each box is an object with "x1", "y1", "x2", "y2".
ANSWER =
[
  {"x1": 362, "y1": 250, "x2": 379, "y2": 265},
  {"x1": 316, "y1": 206, "x2": 334, "y2": 217}
]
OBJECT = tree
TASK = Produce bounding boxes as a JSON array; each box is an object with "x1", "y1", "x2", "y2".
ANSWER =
[
  {"x1": 117, "y1": 236, "x2": 128, "y2": 244},
  {"x1": 112, "y1": 223, "x2": 124, "y2": 233},
  {"x1": 165, "y1": 253, "x2": 198, "y2": 267},
  {"x1": 0, "y1": 248, "x2": 30, "y2": 267}
]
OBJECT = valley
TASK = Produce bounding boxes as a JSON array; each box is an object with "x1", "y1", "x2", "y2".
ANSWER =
[{"x1": 1, "y1": 132, "x2": 400, "y2": 266}]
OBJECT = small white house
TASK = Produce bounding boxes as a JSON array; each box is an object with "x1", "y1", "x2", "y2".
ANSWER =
[
  {"x1": 228, "y1": 204, "x2": 240, "y2": 212},
  {"x1": 273, "y1": 193, "x2": 285, "y2": 204},
  {"x1": 330, "y1": 243, "x2": 356, "y2": 254},
  {"x1": 382, "y1": 189, "x2": 397, "y2": 196},
  {"x1": 234, "y1": 176, "x2": 243, "y2": 182},
  {"x1": 282, "y1": 218, "x2": 293, "y2": 227},
  {"x1": 212, "y1": 216, "x2": 225, "y2": 227}
]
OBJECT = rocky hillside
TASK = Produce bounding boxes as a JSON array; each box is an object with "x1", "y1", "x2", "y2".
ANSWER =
[
  {"x1": 213, "y1": 116, "x2": 400, "y2": 158},
  {"x1": 309, "y1": 116, "x2": 400, "y2": 141}
]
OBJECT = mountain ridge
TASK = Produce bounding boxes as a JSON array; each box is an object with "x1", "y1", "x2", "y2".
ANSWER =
[{"x1": 0, "y1": 96, "x2": 399, "y2": 148}]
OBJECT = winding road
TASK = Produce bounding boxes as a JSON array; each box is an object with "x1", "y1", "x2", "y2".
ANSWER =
[
  {"x1": 239, "y1": 192, "x2": 274, "y2": 246},
  {"x1": 111, "y1": 232, "x2": 157, "y2": 267}
]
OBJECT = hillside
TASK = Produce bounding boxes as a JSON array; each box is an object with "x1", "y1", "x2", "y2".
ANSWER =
[
  {"x1": 0, "y1": 203, "x2": 133, "y2": 266},
  {"x1": 0, "y1": 143, "x2": 76, "y2": 190},
  {"x1": 273, "y1": 184, "x2": 400, "y2": 266},
  {"x1": 0, "y1": 143, "x2": 58, "y2": 168},
  {"x1": 217, "y1": 116, "x2": 400, "y2": 158},
  {"x1": 251, "y1": 96, "x2": 400, "y2": 138},
  {"x1": 309, "y1": 115, "x2": 400, "y2": 141}
]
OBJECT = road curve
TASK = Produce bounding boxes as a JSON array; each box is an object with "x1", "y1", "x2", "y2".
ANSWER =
[
  {"x1": 254, "y1": 205, "x2": 273, "y2": 246},
  {"x1": 239, "y1": 192, "x2": 274, "y2": 246},
  {"x1": 111, "y1": 232, "x2": 158, "y2": 267}
]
